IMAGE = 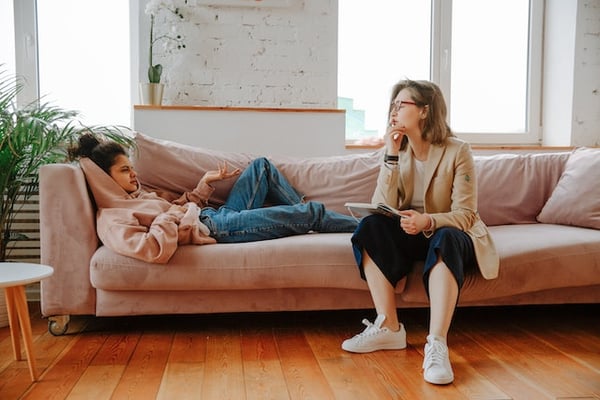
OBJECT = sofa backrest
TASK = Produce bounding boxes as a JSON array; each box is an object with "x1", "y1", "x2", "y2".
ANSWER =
[
  {"x1": 132, "y1": 132, "x2": 383, "y2": 215},
  {"x1": 474, "y1": 152, "x2": 569, "y2": 226},
  {"x1": 132, "y1": 132, "x2": 571, "y2": 225}
]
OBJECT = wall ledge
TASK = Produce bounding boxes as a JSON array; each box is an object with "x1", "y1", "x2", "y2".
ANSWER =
[
  {"x1": 134, "y1": 105, "x2": 345, "y2": 113},
  {"x1": 345, "y1": 142, "x2": 587, "y2": 152}
]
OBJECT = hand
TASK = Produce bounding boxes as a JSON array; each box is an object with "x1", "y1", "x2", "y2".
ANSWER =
[
  {"x1": 398, "y1": 209, "x2": 430, "y2": 235},
  {"x1": 168, "y1": 204, "x2": 186, "y2": 213},
  {"x1": 201, "y1": 162, "x2": 241, "y2": 185},
  {"x1": 385, "y1": 118, "x2": 405, "y2": 155},
  {"x1": 165, "y1": 204, "x2": 186, "y2": 222}
]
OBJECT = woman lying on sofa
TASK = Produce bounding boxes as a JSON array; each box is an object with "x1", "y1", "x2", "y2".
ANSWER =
[{"x1": 68, "y1": 133, "x2": 357, "y2": 264}]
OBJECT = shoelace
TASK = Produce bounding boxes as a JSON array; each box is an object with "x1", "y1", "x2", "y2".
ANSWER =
[
  {"x1": 352, "y1": 319, "x2": 381, "y2": 340},
  {"x1": 423, "y1": 340, "x2": 447, "y2": 369}
]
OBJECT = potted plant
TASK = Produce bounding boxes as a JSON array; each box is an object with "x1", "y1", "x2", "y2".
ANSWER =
[
  {"x1": 139, "y1": 0, "x2": 186, "y2": 105},
  {"x1": 0, "y1": 66, "x2": 133, "y2": 264}
]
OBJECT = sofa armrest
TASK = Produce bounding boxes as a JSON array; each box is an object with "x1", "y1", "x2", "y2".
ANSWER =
[{"x1": 39, "y1": 164, "x2": 98, "y2": 317}]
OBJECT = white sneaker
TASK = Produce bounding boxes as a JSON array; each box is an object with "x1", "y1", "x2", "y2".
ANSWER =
[
  {"x1": 423, "y1": 335, "x2": 454, "y2": 384},
  {"x1": 342, "y1": 314, "x2": 407, "y2": 353}
]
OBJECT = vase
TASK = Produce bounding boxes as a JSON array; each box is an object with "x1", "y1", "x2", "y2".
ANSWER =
[{"x1": 139, "y1": 82, "x2": 164, "y2": 105}]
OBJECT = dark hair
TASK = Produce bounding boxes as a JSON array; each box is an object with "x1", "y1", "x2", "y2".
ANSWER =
[
  {"x1": 68, "y1": 133, "x2": 127, "y2": 174},
  {"x1": 389, "y1": 79, "x2": 454, "y2": 150}
]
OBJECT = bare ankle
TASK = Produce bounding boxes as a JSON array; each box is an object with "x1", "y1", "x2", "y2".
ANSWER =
[{"x1": 384, "y1": 322, "x2": 401, "y2": 332}]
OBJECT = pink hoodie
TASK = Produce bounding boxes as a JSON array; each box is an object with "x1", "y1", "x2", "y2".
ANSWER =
[{"x1": 79, "y1": 158, "x2": 216, "y2": 264}]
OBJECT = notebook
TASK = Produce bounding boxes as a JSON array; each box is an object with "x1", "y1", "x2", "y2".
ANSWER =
[{"x1": 344, "y1": 202, "x2": 404, "y2": 220}]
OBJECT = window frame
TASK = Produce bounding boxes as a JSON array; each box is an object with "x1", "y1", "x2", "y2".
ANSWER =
[
  {"x1": 12, "y1": 0, "x2": 38, "y2": 108},
  {"x1": 343, "y1": 0, "x2": 544, "y2": 146},
  {"x1": 11, "y1": 0, "x2": 136, "y2": 126},
  {"x1": 433, "y1": 0, "x2": 544, "y2": 145}
]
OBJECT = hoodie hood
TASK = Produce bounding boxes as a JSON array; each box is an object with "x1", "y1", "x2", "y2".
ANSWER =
[
  {"x1": 79, "y1": 157, "x2": 215, "y2": 263},
  {"x1": 80, "y1": 157, "x2": 171, "y2": 226}
]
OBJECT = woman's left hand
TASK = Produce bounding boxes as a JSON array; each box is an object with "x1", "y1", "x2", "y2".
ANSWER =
[{"x1": 398, "y1": 209, "x2": 430, "y2": 235}]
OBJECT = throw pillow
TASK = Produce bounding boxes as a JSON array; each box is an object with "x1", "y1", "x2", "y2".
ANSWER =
[
  {"x1": 475, "y1": 152, "x2": 569, "y2": 226},
  {"x1": 537, "y1": 147, "x2": 600, "y2": 229}
]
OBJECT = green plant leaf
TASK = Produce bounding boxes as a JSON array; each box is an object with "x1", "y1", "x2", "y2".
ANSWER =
[
  {"x1": 148, "y1": 64, "x2": 163, "y2": 84},
  {"x1": 0, "y1": 64, "x2": 134, "y2": 261}
]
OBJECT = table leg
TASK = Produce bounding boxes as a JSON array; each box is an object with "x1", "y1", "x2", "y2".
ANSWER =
[
  {"x1": 4, "y1": 287, "x2": 21, "y2": 361},
  {"x1": 6, "y1": 286, "x2": 38, "y2": 381}
]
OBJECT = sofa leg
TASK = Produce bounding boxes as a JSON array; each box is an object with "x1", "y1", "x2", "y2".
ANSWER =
[{"x1": 48, "y1": 315, "x2": 70, "y2": 336}]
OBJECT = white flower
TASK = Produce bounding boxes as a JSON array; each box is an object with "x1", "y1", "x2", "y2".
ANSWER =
[
  {"x1": 145, "y1": 0, "x2": 170, "y2": 16},
  {"x1": 144, "y1": 0, "x2": 187, "y2": 83}
]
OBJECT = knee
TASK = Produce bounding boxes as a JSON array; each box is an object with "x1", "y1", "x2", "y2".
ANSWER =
[
  {"x1": 247, "y1": 157, "x2": 271, "y2": 175},
  {"x1": 304, "y1": 200, "x2": 326, "y2": 215},
  {"x1": 251, "y1": 157, "x2": 270, "y2": 168}
]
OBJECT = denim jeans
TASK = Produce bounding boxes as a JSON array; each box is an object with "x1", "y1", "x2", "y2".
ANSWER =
[{"x1": 200, "y1": 157, "x2": 358, "y2": 243}]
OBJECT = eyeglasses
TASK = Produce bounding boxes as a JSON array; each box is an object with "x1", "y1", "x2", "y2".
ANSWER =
[{"x1": 390, "y1": 100, "x2": 418, "y2": 111}]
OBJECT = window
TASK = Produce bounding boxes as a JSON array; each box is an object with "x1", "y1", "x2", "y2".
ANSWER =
[
  {"x1": 0, "y1": 0, "x2": 16, "y2": 77},
  {"x1": 339, "y1": 0, "x2": 543, "y2": 145},
  {"x1": 11, "y1": 0, "x2": 131, "y2": 127},
  {"x1": 338, "y1": 1, "x2": 431, "y2": 142}
]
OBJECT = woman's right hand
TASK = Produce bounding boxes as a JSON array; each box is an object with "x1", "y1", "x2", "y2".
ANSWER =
[
  {"x1": 385, "y1": 117, "x2": 405, "y2": 155},
  {"x1": 201, "y1": 162, "x2": 241, "y2": 185}
]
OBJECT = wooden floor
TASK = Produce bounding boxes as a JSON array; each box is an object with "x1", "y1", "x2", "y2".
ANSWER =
[{"x1": 0, "y1": 302, "x2": 598, "y2": 400}]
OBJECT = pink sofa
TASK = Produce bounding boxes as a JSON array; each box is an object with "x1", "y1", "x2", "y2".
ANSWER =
[{"x1": 39, "y1": 133, "x2": 600, "y2": 335}]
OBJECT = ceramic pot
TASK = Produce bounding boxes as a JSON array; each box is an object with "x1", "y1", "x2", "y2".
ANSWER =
[{"x1": 139, "y1": 82, "x2": 164, "y2": 105}]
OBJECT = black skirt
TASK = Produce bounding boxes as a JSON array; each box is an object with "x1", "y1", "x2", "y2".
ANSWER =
[{"x1": 351, "y1": 214, "x2": 477, "y2": 295}]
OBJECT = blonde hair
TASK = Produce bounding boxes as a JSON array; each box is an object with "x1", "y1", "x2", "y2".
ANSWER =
[{"x1": 389, "y1": 79, "x2": 454, "y2": 150}]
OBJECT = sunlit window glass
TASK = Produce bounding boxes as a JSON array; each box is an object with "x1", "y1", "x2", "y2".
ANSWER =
[
  {"x1": 37, "y1": 0, "x2": 130, "y2": 127},
  {"x1": 450, "y1": 0, "x2": 529, "y2": 133},
  {"x1": 0, "y1": 0, "x2": 16, "y2": 77},
  {"x1": 338, "y1": 1, "x2": 431, "y2": 141}
]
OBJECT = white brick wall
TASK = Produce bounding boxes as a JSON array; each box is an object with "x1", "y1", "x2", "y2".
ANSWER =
[
  {"x1": 148, "y1": 0, "x2": 337, "y2": 108},
  {"x1": 542, "y1": 0, "x2": 600, "y2": 146},
  {"x1": 573, "y1": 0, "x2": 600, "y2": 146},
  {"x1": 140, "y1": 0, "x2": 600, "y2": 147}
]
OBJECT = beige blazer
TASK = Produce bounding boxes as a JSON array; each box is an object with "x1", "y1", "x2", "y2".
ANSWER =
[{"x1": 372, "y1": 137, "x2": 499, "y2": 279}]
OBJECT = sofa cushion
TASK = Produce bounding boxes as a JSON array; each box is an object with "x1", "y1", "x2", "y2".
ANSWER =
[
  {"x1": 400, "y1": 224, "x2": 600, "y2": 303},
  {"x1": 474, "y1": 152, "x2": 569, "y2": 226},
  {"x1": 537, "y1": 147, "x2": 600, "y2": 230},
  {"x1": 132, "y1": 132, "x2": 382, "y2": 214},
  {"x1": 89, "y1": 232, "x2": 405, "y2": 293}
]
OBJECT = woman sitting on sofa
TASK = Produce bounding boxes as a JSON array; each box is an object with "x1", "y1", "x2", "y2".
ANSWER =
[
  {"x1": 341, "y1": 80, "x2": 499, "y2": 385},
  {"x1": 68, "y1": 133, "x2": 357, "y2": 264}
]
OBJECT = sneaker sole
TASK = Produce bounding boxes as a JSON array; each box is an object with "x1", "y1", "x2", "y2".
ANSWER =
[
  {"x1": 424, "y1": 374, "x2": 454, "y2": 385},
  {"x1": 341, "y1": 342, "x2": 407, "y2": 353}
]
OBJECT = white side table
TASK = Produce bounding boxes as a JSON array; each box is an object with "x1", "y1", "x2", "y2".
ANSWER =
[{"x1": 0, "y1": 262, "x2": 54, "y2": 381}]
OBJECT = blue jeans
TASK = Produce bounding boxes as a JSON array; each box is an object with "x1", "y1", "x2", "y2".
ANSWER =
[{"x1": 200, "y1": 157, "x2": 358, "y2": 243}]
